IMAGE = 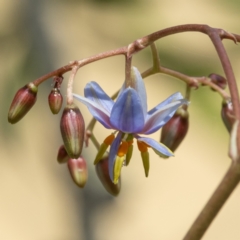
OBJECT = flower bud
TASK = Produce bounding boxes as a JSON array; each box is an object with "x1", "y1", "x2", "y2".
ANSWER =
[
  {"x1": 208, "y1": 73, "x2": 227, "y2": 90},
  {"x1": 60, "y1": 104, "x2": 85, "y2": 158},
  {"x1": 95, "y1": 154, "x2": 121, "y2": 196},
  {"x1": 68, "y1": 157, "x2": 87, "y2": 188},
  {"x1": 8, "y1": 82, "x2": 38, "y2": 124},
  {"x1": 221, "y1": 99, "x2": 234, "y2": 133},
  {"x1": 160, "y1": 107, "x2": 189, "y2": 152},
  {"x1": 57, "y1": 145, "x2": 69, "y2": 164},
  {"x1": 48, "y1": 88, "x2": 63, "y2": 114}
]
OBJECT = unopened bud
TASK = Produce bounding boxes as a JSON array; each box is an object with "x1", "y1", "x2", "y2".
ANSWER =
[
  {"x1": 48, "y1": 88, "x2": 63, "y2": 114},
  {"x1": 221, "y1": 99, "x2": 234, "y2": 133},
  {"x1": 60, "y1": 104, "x2": 85, "y2": 158},
  {"x1": 160, "y1": 107, "x2": 189, "y2": 152},
  {"x1": 8, "y1": 82, "x2": 38, "y2": 124},
  {"x1": 209, "y1": 73, "x2": 227, "y2": 90},
  {"x1": 68, "y1": 157, "x2": 87, "y2": 188},
  {"x1": 57, "y1": 145, "x2": 69, "y2": 164},
  {"x1": 95, "y1": 154, "x2": 121, "y2": 196}
]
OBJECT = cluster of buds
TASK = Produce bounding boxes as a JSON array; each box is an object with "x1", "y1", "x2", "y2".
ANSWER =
[
  {"x1": 8, "y1": 76, "x2": 88, "y2": 188},
  {"x1": 7, "y1": 67, "x2": 233, "y2": 197}
]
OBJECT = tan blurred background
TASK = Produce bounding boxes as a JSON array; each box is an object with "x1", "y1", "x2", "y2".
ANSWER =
[{"x1": 1, "y1": 0, "x2": 240, "y2": 239}]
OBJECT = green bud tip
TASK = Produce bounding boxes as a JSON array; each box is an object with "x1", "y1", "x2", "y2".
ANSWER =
[
  {"x1": 8, "y1": 82, "x2": 38, "y2": 124},
  {"x1": 68, "y1": 157, "x2": 88, "y2": 188}
]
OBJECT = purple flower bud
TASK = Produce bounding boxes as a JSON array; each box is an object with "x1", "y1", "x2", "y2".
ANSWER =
[
  {"x1": 8, "y1": 82, "x2": 38, "y2": 124},
  {"x1": 221, "y1": 99, "x2": 234, "y2": 133},
  {"x1": 48, "y1": 88, "x2": 63, "y2": 114},
  {"x1": 160, "y1": 107, "x2": 189, "y2": 152},
  {"x1": 68, "y1": 157, "x2": 87, "y2": 188},
  {"x1": 95, "y1": 154, "x2": 121, "y2": 196},
  {"x1": 60, "y1": 104, "x2": 85, "y2": 158},
  {"x1": 57, "y1": 145, "x2": 69, "y2": 164},
  {"x1": 208, "y1": 73, "x2": 227, "y2": 90}
]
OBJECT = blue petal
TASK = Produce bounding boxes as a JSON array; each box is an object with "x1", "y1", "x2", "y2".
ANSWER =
[
  {"x1": 135, "y1": 136, "x2": 174, "y2": 157},
  {"x1": 129, "y1": 67, "x2": 148, "y2": 116},
  {"x1": 117, "y1": 67, "x2": 147, "y2": 117},
  {"x1": 73, "y1": 93, "x2": 113, "y2": 129},
  {"x1": 109, "y1": 132, "x2": 123, "y2": 182},
  {"x1": 148, "y1": 92, "x2": 184, "y2": 115},
  {"x1": 142, "y1": 96, "x2": 188, "y2": 134},
  {"x1": 110, "y1": 87, "x2": 145, "y2": 133},
  {"x1": 84, "y1": 81, "x2": 114, "y2": 113}
]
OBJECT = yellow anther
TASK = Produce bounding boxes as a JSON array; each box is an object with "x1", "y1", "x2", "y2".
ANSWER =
[
  {"x1": 113, "y1": 155, "x2": 125, "y2": 184},
  {"x1": 137, "y1": 140, "x2": 148, "y2": 153},
  {"x1": 103, "y1": 134, "x2": 115, "y2": 145},
  {"x1": 117, "y1": 141, "x2": 129, "y2": 157}
]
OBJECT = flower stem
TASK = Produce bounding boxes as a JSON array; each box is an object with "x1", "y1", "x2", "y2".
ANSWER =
[
  {"x1": 67, "y1": 65, "x2": 79, "y2": 105},
  {"x1": 183, "y1": 161, "x2": 240, "y2": 240}
]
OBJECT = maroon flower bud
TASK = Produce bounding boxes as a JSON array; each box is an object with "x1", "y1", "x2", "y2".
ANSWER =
[
  {"x1": 68, "y1": 157, "x2": 87, "y2": 188},
  {"x1": 208, "y1": 73, "x2": 227, "y2": 90},
  {"x1": 8, "y1": 82, "x2": 38, "y2": 124},
  {"x1": 95, "y1": 154, "x2": 121, "y2": 196},
  {"x1": 60, "y1": 104, "x2": 85, "y2": 158},
  {"x1": 48, "y1": 88, "x2": 63, "y2": 114},
  {"x1": 221, "y1": 99, "x2": 234, "y2": 133},
  {"x1": 57, "y1": 145, "x2": 69, "y2": 164},
  {"x1": 160, "y1": 107, "x2": 189, "y2": 152}
]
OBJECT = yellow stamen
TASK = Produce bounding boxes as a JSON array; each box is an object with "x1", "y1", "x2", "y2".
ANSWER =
[
  {"x1": 117, "y1": 141, "x2": 129, "y2": 157},
  {"x1": 113, "y1": 155, "x2": 125, "y2": 184},
  {"x1": 137, "y1": 140, "x2": 148, "y2": 153}
]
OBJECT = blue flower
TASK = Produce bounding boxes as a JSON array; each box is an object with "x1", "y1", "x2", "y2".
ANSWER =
[{"x1": 73, "y1": 67, "x2": 188, "y2": 183}]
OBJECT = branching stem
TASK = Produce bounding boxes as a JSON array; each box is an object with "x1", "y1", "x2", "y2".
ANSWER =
[{"x1": 27, "y1": 24, "x2": 240, "y2": 240}]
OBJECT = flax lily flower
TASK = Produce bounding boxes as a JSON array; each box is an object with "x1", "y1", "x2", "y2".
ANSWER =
[{"x1": 73, "y1": 67, "x2": 188, "y2": 183}]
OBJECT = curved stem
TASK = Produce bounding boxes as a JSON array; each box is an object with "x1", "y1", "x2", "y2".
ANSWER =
[
  {"x1": 33, "y1": 48, "x2": 127, "y2": 86},
  {"x1": 208, "y1": 31, "x2": 240, "y2": 120},
  {"x1": 183, "y1": 161, "x2": 240, "y2": 240},
  {"x1": 142, "y1": 43, "x2": 229, "y2": 99},
  {"x1": 66, "y1": 65, "x2": 79, "y2": 105}
]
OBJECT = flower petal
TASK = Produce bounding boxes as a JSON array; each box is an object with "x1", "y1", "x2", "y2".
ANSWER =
[
  {"x1": 135, "y1": 136, "x2": 174, "y2": 157},
  {"x1": 117, "y1": 67, "x2": 147, "y2": 116},
  {"x1": 84, "y1": 81, "x2": 114, "y2": 113},
  {"x1": 110, "y1": 87, "x2": 145, "y2": 133},
  {"x1": 148, "y1": 92, "x2": 184, "y2": 115},
  {"x1": 142, "y1": 95, "x2": 188, "y2": 134},
  {"x1": 109, "y1": 132, "x2": 123, "y2": 182},
  {"x1": 130, "y1": 67, "x2": 148, "y2": 115},
  {"x1": 73, "y1": 93, "x2": 113, "y2": 129}
]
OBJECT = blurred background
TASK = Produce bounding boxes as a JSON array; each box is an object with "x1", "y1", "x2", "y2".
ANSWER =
[{"x1": 1, "y1": 0, "x2": 240, "y2": 239}]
